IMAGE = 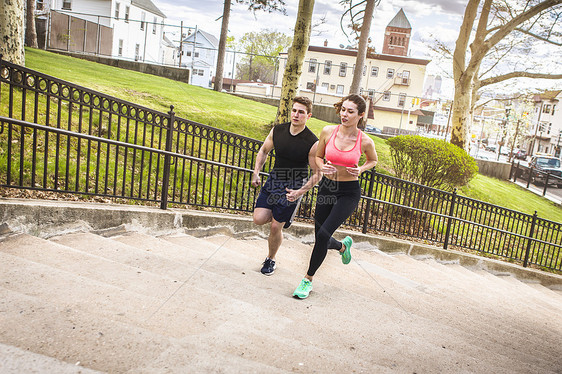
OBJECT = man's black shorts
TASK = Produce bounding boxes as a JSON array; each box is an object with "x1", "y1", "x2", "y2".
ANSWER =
[{"x1": 255, "y1": 173, "x2": 304, "y2": 227}]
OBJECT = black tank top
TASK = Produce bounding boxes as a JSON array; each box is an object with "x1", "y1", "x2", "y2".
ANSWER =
[{"x1": 272, "y1": 122, "x2": 318, "y2": 181}]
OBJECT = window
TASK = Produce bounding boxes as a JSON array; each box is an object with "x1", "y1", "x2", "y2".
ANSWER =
[
  {"x1": 125, "y1": 6, "x2": 130, "y2": 22},
  {"x1": 339, "y1": 63, "x2": 347, "y2": 77},
  {"x1": 387, "y1": 68, "x2": 394, "y2": 79},
  {"x1": 389, "y1": 36, "x2": 393, "y2": 45},
  {"x1": 135, "y1": 44, "x2": 140, "y2": 61},
  {"x1": 368, "y1": 89, "x2": 374, "y2": 97},
  {"x1": 336, "y1": 85, "x2": 344, "y2": 95},
  {"x1": 398, "y1": 93, "x2": 406, "y2": 107},
  {"x1": 115, "y1": 3, "x2": 120, "y2": 19},
  {"x1": 548, "y1": 123, "x2": 552, "y2": 134},
  {"x1": 195, "y1": 69, "x2": 204, "y2": 76},
  {"x1": 543, "y1": 104, "x2": 551, "y2": 114},
  {"x1": 308, "y1": 59, "x2": 317, "y2": 73},
  {"x1": 306, "y1": 82, "x2": 315, "y2": 91},
  {"x1": 140, "y1": 12, "x2": 146, "y2": 30},
  {"x1": 553, "y1": 105, "x2": 556, "y2": 115},
  {"x1": 152, "y1": 17, "x2": 157, "y2": 34},
  {"x1": 371, "y1": 67, "x2": 378, "y2": 77},
  {"x1": 118, "y1": 39, "x2": 123, "y2": 56},
  {"x1": 324, "y1": 60, "x2": 331, "y2": 75},
  {"x1": 383, "y1": 91, "x2": 391, "y2": 101},
  {"x1": 194, "y1": 51, "x2": 199, "y2": 58},
  {"x1": 36, "y1": 0, "x2": 45, "y2": 11},
  {"x1": 321, "y1": 82, "x2": 329, "y2": 90},
  {"x1": 401, "y1": 70, "x2": 410, "y2": 85},
  {"x1": 62, "y1": 0, "x2": 71, "y2": 10},
  {"x1": 186, "y1": 51, "x2": 191, "y2": 57},
  {"x1": 363, "y1": 65, "x2": 367, "y2": 76}
]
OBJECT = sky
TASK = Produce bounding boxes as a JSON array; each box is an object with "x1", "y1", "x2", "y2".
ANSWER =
[{"x1": 152, "y1": 0, "x2": 561, "y2": 98}]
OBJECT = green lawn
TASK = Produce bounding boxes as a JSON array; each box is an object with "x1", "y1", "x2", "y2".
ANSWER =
[{"x1": 14, "y1": 48, "x2": 562, "y2": 222}]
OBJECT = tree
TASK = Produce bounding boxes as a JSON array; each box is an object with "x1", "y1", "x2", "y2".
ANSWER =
[
  {"x1": 340, "y1": 0, "x2": 380, "y2": 94},
  {"x1": 26, "y1": 0, "x2": 38, "y2": 48},
  {"x1": 236, "y1": 29, "x2": 291, "y2": 82},
  {"x1": 0, "y1": 0, "x2": 25, "y2": 64},
  {"x1": 275, "y1": 0, "x2": 315, "y2": 124},
  {"x1": 214, "y1": 0, "x2": 286, "y2": 92},
  {"x1": 450, "y1": 0, "x2": 562, "y2": 150}
]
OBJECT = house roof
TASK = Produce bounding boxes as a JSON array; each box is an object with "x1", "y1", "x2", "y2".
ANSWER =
[
  {"x1": 304, "y1": 45, "x2": 430, "y2": 66},
  {"x1": 162, "y1": 34, "x2": 176, "y2": 48},
  {"x1": 534, "y1": 89, "x2": 562, "y2": 102},
  {"x1": 184, "y1": 30, "x2": 219, "y2": 48},
  {"x1": 131, "y1": 0, "x2": 166, "y2": 18},
  {"x1": 387, "y1": 9, "x2": 411, "y2": 29}
]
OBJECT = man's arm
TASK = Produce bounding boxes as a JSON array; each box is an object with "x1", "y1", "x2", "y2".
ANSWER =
[
  {"x1": 251, "y1": 128, "x2": 274, "y2": 187},
  {"x1": 285, "y1": 141, "x2": 322, "y2": 201}
]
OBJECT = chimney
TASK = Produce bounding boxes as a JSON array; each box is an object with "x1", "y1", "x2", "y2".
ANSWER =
[{"x1": 324, "y1": 39, "x2": 328, "y2": 47}]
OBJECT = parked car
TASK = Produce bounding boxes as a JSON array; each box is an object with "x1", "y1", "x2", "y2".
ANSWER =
[
  {"x1": 365, "y1": 125, "x2": 382, "y2": 134},
  {"x1": 514, "y1": 149, "x2": 527, "y2": 160},
  {"x1": 520, "y1": 155, "x2": 562, "y2": 187},
  {"x1": 485, "y1": 144, "x2": 497, "y2": 152}
]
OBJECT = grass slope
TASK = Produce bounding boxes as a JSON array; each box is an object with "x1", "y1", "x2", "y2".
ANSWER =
[{"x1": 18, "y1": 48, "x2": 562, "y2": 222}]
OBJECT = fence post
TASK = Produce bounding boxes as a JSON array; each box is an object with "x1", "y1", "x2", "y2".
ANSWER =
[
  {"x1": 160, "y1": 105, "x2": 175, "y2": 210},
  {"x1": 543, "y1": 173, "x2": 549, "y2": 196},
  {"x1": 362, "y1": 168, "x2": 377, "y2": 234},
  {"x1": 513, "y1": 161, "x2": 520, "y2": 182},
  {"x1": 443, "y1": 188, "x2": 457, "y2": 250},
  {"x1": 523, "y1": 211, "x2": 538, "y2": 267},
  {"x1": 526, "y1": 168, "x2": 533, "y2": 188}
]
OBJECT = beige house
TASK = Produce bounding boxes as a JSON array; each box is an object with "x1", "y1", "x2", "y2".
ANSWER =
[{"x1": 274, "y1": 9, "x2": 430, "y2": 132}]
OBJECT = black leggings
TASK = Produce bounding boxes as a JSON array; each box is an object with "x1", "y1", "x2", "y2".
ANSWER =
[{"x1": 307, "y1": 177, "x2": 361, "y2": 277}]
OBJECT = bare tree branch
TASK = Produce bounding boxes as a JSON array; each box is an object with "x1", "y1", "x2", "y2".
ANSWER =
[
  {"x1": 480, "y1": 71, "x2": 562, "y2": 87},
  {"x1": 514, "y1": 27, "x2": 562, "y2": 46}
]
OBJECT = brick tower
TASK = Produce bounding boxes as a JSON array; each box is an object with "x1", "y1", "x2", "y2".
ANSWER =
[{"x1": 382, "y1": 8, "x2": 411, "y2": 56}]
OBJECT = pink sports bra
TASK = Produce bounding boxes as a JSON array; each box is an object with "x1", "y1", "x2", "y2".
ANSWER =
[{"x1": 324, "y1": 125, "x2": 362, "y2": 167}]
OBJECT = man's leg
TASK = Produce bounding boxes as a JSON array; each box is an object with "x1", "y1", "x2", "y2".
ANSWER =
[
  {"x1": 267, "y1": 218, "x2": 285, "y2": 260},
  {"x1": 253, "y1": 207, "x2": 272, "y2": 226}
]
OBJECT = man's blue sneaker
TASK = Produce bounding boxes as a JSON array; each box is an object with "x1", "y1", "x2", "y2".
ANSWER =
[
  {"x1": 261, "y1": 258, "x2": 276, "y2": 275},
  {"x1": 293, "y1": 278, "x2": 313, "y2": 299},
  {"x1": 340, "y1": 236, "x2": 353, "y2": 264}
]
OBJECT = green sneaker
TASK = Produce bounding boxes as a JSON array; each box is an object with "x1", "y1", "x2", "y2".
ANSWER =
[
  {"x1": 340, "y1": 236, "x2": 353, "y2": 264},
  {"x1": 293, "y1": 278, "x2": 313, "y2": 299}
]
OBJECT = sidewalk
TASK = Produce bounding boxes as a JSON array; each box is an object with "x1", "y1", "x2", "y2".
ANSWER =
[{"x1": 513, "y1": 179, "x2": 562, "y2": 205}]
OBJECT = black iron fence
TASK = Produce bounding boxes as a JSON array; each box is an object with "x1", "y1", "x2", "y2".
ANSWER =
[
  {"x1": 511, "y1": 161, "x2": 562, "y2": 196},
  {"x1": 1, "y1": 57, "x2": 561, "y2": 271}
]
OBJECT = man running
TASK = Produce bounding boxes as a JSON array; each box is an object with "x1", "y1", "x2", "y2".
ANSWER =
[{"x1": 251, "y1": 96, "x2": 320, "y2": 275}]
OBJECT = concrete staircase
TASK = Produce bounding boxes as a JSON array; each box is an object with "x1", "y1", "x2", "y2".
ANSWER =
[{"x1": 0, "y1": 201, "x2": 562, "y2": 373}]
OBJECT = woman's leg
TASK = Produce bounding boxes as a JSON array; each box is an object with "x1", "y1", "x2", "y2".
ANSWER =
[{"x1": 307, "y1": 189, "x2": 360, "y2": 277}]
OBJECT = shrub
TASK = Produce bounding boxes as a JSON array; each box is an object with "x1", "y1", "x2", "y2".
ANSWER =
[{"x1": 386, "y1": 135, "x2": 478, "y2": 191}]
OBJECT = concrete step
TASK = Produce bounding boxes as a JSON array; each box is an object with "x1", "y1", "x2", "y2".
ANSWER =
[{"x1": 1, "y1": 228, "x2": 561, "y2": 373}]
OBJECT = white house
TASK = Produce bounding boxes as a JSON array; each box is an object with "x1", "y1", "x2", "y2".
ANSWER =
[
  {"x1": 180, "y1": 29, "x2": 239, "y2": 88},
  {"x1": 46, "y1": 0, "x2": 166, "y2": 63},
  {"x1": 530, "y1": 90, "x2": 562, "y2": 157}
]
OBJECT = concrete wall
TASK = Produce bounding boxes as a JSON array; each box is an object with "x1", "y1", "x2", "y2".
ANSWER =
[
  {"x1": 476, "y1": 159, "x2": 511, "y2": 180},
  {"x1": 51, "y1": 51, "x2": 190, "y2": 83}
]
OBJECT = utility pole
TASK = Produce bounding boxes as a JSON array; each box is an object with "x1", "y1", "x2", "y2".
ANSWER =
[{"x1": 178, "y1": 21, "x2": 183, "y2": 67}]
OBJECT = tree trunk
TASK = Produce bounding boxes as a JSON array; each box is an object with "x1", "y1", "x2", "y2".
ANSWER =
[
  {"x1": 349, "y1": 0, "x2": 376, "y2": 94},
  {"x1": 214, "y1": 0, "x2": 231, "y2": 92},
  {"x1": 1, "y1": 0, "x2": 26, "y2": 64},
  {"x1": 275, "y1": 0, "x2": 314, "y2": 124},
  {"x1": 450, "y1": 77, "x2": 472, "y2": 149},
  {"x1": 25, "y1": 0, "x2": 38, "y2": 48}
]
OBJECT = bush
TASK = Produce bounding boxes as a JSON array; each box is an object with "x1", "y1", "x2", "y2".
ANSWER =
[{"x1": 386, "y1": 135, "x2": 478, "y2": 191}]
